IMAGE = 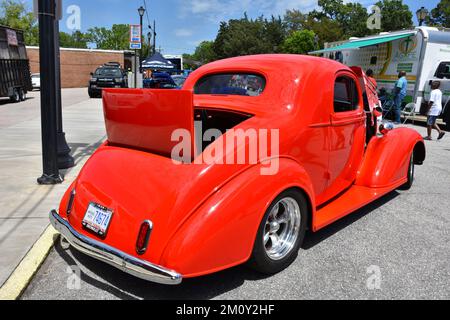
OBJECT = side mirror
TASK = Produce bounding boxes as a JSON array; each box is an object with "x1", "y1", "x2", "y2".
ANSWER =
[{"x1": 90, "y1": 72, "x2": 94, "y2": 76}]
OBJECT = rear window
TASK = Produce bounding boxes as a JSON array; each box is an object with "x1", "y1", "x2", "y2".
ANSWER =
[{"x1": 194, "y1": 73, "x2": 266, "y2": 96}]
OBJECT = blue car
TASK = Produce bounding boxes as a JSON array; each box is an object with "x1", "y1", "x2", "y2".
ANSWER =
[{"x1": 143, "y1": 72, "x2": 177, "y2": 89}]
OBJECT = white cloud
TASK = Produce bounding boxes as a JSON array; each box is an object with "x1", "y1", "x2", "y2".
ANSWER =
[
  {"x1": 175, "y1": 28, "x2": 194, "y2": 37},
  {"x1": 191, "y1": 0, "x2": 215, "y2": 13},
  {"x1": 179, "y1": 0, "x2": 320, "y2": 23}
]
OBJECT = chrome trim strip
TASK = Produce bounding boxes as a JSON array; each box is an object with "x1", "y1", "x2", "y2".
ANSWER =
[{"x1": 49, "y1": 210, "x2": 182, "y2": 285}]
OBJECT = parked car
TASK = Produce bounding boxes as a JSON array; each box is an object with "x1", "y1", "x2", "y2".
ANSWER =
[
  {"x1": 31, "y1": 73, "x2": 40, "y2": 91},
  {"x1": 50, "y1": 55, "x2": 425, "y2": 285},
  {"x1": 0, "y1": 26, "x2": 32, "y2": 102},
  {"x1": 143, "y1": 72, "x2": 177, "y2": 89},
  {"x1": 88, "y1": 64, "x2": 127, "y2": 98}
]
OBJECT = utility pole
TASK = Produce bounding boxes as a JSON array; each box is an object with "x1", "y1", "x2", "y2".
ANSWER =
[
  {"x1": 37, "y1": 0, "x2": 63, "y2": 185},
  {"x1": 153, "y1": 20, "x2": 156, "y2": 55},
  {"x1": 54, "y1": 19, "x2": 74, "y2": 170}
]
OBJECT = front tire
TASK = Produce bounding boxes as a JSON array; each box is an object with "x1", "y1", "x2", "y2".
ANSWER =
[{"x1": 248, "y1": 189, "x2": 308, "y2": 275}]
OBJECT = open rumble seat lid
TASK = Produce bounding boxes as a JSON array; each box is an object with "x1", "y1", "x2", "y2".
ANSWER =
[{"x1": 103, "y1": 89, "x2": 194, "y2": 158}]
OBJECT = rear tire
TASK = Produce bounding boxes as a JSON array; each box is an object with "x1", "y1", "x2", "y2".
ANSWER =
[
  {"x1": 19, "y1": 88, "x2": 25, "y2": 101},
  {"x1": 248, "y1": 189, "x2": 308, "y2": 275},
  {"x1": 10, "y1": 89, "x2": 20, "y2": 103},
  {"x1": 400, "y1": 153, "x2": 415, "y2": 190}
]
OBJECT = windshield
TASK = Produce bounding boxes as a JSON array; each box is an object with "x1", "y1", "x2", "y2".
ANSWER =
[
  {"x1": 194, "y1": 73, "x2": 266, "y2": 96},
  {"x1": 94, "y1": 68, "x2": 122, "y2": 77}
]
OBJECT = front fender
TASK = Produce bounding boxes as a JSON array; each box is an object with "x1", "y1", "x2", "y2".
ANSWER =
[
  {"x1": 160, "y1": 158, "x2": 315, "y2": 278},
  {"x1": 356, "y1": 128, "x2": 425, "y2": 188}
]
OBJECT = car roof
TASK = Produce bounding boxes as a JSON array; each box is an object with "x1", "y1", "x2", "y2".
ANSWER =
[{"x1": 184, "y1": 54, "x2": 351, "y2": 116}]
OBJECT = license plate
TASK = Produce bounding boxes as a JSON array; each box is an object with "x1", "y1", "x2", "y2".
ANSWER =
[{"x1": 82, "y1": 203, "x2": 113, "y2": 237}]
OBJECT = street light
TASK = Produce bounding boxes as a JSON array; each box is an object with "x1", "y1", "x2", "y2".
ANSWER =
[
  {"x1": 138, "y1": 6, "x2": 145, "y2": 80},
  {"x1": 416, "y1": 7, "x2": 429, "y2": 27},
  {"x1": 138, "y1": 6, "x2": 146, "y2": 18}
]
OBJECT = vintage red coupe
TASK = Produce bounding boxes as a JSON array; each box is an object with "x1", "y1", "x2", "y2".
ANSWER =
[{"x1": 50, "y1": 55, "x2": 425, "y2": 285}]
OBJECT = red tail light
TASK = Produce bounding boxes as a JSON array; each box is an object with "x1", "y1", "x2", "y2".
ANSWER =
[
  {"x1": 136, "y1": 220, "x2": 152, "y2": 255},
  {"x1": 66, "y1": 189, "x2": 76, "y2": 216}
]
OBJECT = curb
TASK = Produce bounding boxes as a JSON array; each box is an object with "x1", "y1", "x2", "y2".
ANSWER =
[{"x1": 0, "y1": 224, "x2": 59, "y2": 300}]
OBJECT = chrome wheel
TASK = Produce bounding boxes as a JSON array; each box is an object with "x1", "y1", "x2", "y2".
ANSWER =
[{"x1": 263, "y1": 197, "x2": 301, "y2": 261}]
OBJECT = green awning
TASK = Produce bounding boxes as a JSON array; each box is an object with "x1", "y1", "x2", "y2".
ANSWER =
[{"x1": 309, "y1": 32, "x2": 415, "y2": 55}]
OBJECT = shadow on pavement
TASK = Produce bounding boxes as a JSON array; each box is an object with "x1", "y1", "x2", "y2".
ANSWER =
[
  {"x1": 53, "y1": 189, "x2": 402, "y2": 300},
  {"x1": 303, "y1": 191, "x2": 400, "y2": 249}
]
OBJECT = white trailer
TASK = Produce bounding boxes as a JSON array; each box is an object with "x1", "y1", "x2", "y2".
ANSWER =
[{"x1": 311, "y1": 27, "x2": 450, "y2": 129}]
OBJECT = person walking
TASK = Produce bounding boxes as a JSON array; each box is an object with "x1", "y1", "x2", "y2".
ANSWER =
[
  {"x1": 393, "y1": 71, "x2": 408, "y2": 124},
  {"x1": 424, "y1": 81, "x2": 446, "y2": 141}
]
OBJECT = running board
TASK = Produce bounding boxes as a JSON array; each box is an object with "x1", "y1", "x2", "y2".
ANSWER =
[{"x1": 313, "y1": 182, "x2": 404, "y2": 232}]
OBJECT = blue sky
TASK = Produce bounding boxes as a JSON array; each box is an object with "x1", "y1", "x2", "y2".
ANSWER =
[{"x1": 29, "y1": 0, "x2": 440, "y2": 55}]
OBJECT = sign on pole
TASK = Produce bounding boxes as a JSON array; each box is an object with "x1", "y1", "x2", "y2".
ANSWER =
[
  {"x1": 130, "y1": 43, "x2": 142, "y2": 50},
  {"x1": 130, "y1": 24, "x2": 142, "y2": 50},
  {"x1": 130, "y1": 25, "x2": 142, "y2": 43}
]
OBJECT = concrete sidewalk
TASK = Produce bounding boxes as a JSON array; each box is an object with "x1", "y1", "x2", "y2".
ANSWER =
[{"x1": 0, "y1": 89, "x2": 105, "y2": 288}]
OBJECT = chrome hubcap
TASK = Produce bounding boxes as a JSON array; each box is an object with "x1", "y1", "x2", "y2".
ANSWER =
[{"x1": 263, "y1": 197, "x2": 301, "y2": 261}]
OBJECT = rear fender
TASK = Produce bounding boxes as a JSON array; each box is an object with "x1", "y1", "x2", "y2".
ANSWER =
[
  {"x1": 356, "y1": 128, "x2": 425, "y2": 188},
  {"x1": 160, "y1": 158, "x2": 315, "y2": 278}
]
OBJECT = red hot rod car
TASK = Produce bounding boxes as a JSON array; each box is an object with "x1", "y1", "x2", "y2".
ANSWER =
[{"x1": 50, "y1": 55, "x2": 425, "y2": 285}]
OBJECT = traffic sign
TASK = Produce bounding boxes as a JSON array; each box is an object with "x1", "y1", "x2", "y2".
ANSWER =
[
  {"x1": 130, "y1": 42, "x2": 142, "y2": 50},
  {"x1": 130, "y1": 25, "x2": 142, "y2": 44}
]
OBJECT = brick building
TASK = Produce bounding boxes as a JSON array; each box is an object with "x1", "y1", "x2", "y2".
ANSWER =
[{"x1": 27, "y1": 47, "x2": 134, "y2": 88}]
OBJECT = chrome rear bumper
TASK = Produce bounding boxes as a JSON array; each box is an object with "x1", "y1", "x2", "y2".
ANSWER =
[{"x1": 49, "y1": 210, "x2": 182, "y2": 285}]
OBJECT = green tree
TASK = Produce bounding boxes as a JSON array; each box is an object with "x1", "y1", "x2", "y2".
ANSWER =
[
  {"x1": 375, "y1": 0, "x2": 414, "y2": 31},
  {"x1": 281, "y1": 30, "x2": 317, "y2": 54},
  {"x1": 339, "y1": 2, "x2": 370, "y2": 37},
  {"x1": 213, "y1": 15, "x2": 266, "y2": 59},
  {"x1": 429, "y1": 0, "x2": 450, "y2": 27},
  {"x1": 303, "y1": 17, "x2": 344, "y2": 47},
  {"x1": 192, "y1": 41, "x2": 216, "y2": 64},
  {"x1": 311, "y1": 0, "x2": 370, "y2": 38},
  {"x1": 86, "y1": 24, "x2": 130, "y2": 50},
  {"x1": 283, "y1": 9, "x2": 343, "y2": 47},
  {"x1": 212, "y1": 14, "x2": 286, "y2": 59},
  {"x1": 283, "y1": 9, "x2": 308, "y2": 33},
  {"x1": 59, "y1": 31, "x2": 88, "y2": 48},
  {"x1": 0, "y1": 0, "x2": 38, "y2": 45}
]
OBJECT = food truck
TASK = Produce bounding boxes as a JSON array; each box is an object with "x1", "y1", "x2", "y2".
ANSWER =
[{"x1": 311, "y1": 27, "x2": 450, "y2": 129}]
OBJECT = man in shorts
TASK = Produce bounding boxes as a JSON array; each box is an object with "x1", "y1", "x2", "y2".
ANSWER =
[{"x1": 424, "y1": 81, "x2": 445, "y2": 141}]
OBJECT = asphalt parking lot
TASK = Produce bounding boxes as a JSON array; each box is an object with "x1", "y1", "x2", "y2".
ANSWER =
[{"x1": 21, "y1": 124, "x2": 450, "y2": 300}]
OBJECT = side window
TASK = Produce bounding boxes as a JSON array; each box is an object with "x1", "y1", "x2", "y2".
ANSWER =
[
  {"x1": 334, "y1": 76, "x2": 359, "y2": 113},
  {"x1": 435, "y1": 62, "x2": 450, "y2": 79}
]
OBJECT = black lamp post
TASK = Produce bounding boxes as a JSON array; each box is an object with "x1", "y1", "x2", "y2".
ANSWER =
[
  {"x1": 37, "y1": 0, "x2": 63, "y2": 185},
  {"x1": 138, "y1": 6, "x2": 145, "y2": 73},
  {"x1": 416, "y1": 7, "x2": 429, "y2": 26}
]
